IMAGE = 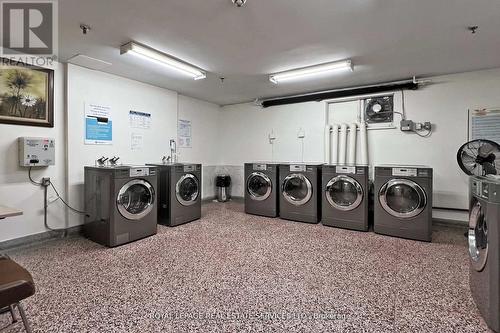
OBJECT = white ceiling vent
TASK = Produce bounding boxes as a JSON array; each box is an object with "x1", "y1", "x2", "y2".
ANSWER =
[{"x1": 67, "y1": 54, "x2": 112, "y2": 71}]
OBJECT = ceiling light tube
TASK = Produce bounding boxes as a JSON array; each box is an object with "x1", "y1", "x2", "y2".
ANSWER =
[
  {"x1": 269, "y1": 60, "x2": 353, "y2": 84},
  {"x1": 120, "y1": 42, "x2": 206, "y2": 80}
]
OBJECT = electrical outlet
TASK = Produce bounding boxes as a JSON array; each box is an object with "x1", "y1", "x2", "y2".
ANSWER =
[
  {"x1": 42, "y1": 177, "x2": 51, "y2": 187},
  {"x1": 297, "y1": 128, "x2": 305, "y2": 139},
  {"x1": 400, "y1": 120, "x2": 414, "y2": 131}
]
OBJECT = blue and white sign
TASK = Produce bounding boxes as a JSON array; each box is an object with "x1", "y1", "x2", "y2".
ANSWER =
[{"x1": 85, "y1": 103, "x2": 112, "y2": 145}]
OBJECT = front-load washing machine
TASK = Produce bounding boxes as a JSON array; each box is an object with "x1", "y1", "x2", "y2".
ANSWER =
[
  {"x1": 374, "y1": 165, "x2": 433, "y2": 242},
  {"x1": 469, "y1": 175, "x2": 500, "y2": 332},
  {"x1": 322, "y1": 165, "x2": 369, "y2": 231},
  {"x1": 279, "y1": 163, "x2": 322, "y2": 223},
  {"x1": 147, "y1": 163, "x2": 201, "y2": 226},
  {"x1": 84, "y1": 165, "x2": 158, "y2": 247},
  {"x1": 245, "y1": 163, "x2": 279, "y2": 217}
]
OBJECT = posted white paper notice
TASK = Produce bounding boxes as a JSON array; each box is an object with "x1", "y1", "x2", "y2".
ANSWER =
[
  {"x1": 178, "y1": 119, "x2": 192, "y2": 148},
  {"x1": 470, "y1": 109, "x2": 500, "y2": 144},
  {"x1": 129, "y1": 110, "x2": 152, "y2": 129},
  {"x1": 131, "y1": 133, "x2": 143, "y2": 151}
]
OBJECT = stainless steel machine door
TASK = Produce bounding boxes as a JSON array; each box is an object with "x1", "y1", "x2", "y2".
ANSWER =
[
  {"x1": 379, "y1": 179, "x2": 426, "y2": 218},
  {"x1": 247, "y1": 172, "x2": 272, "y2": 201},
  {"x1": 116, "y1": 179, "x2": 155, "y2": 220},
  {"x1": 468, "y1": 201, "x2": 488, "y2": 272},
  {"x1": 176, "y1": 174, "x2": 200, "y2": 206},
  {"x1": 326, "y1": 175, "x2": 363, "y2": 211},
  {"x1": 282, "y1": 173, "x2": 312, "y2": 206}
]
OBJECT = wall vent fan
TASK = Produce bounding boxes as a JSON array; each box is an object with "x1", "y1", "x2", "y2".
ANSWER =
[{"x1": 364, "y1": 96, "x2": 394, "y2": 123}]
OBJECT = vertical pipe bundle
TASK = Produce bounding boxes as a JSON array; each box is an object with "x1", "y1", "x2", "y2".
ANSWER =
[
  {"x1": 324, "y1": 124, "x2": 332, "y2": 164},
  {"x1": 339, "y1": 123, "x2": 348, "y2": 165},
  {"x1": 359, "y1": 122, "x2": 368, "y2": 165},
  {"x1": 348, "y1": 123, "x2": 357, "y2": 165},
  {"x1": 331, "y1": 124, "x2": 339, "y2": 164}
]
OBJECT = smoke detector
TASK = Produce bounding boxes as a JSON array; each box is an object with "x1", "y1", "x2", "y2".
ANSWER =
[{"x1": 232, "y1": 0, "x2": 247, "y2": 7}]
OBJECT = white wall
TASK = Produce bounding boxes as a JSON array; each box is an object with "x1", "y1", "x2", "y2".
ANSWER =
[
  {"x1": 177, "y1": 95, "x2": 221, "y2": 198},
  {"x1": 3, "y1": 65, "x2": 499, "y2": 243},
  {"x1": 0, "y1": 62, "x2": 67, "y2": 242},
  {"x1": 0, "y1": 65, "x2": 220, "y2": 243},
  {"x1": 220, "y1": 68, "x2": 500, "y2": 219},
  {"x1": 66, "y1": 64, "x2": 178, "y2": 226},
  {"x1": 67, "y1": 65, "x2": 221, "y2": 225}
]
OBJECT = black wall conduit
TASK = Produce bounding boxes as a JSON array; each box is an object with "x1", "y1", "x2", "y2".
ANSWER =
[{"x1": 260, "y1": 78, "x2": 420, "y2": 108}]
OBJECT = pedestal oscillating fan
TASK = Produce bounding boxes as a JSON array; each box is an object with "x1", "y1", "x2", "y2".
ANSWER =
[{"x1": 457, "y1": 139, "x2": 500, "y2": 176}]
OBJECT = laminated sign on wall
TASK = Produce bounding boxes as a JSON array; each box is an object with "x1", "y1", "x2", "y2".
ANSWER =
[
  {"x1": 85, "y1": 103, "x2": 112, "y2": 145},
  {"x1": 178, "y1": 119, "x2": 192, "y2": 148},
  {"x1": 469, "y1": 108, "x2": 500, "y2": 144}
]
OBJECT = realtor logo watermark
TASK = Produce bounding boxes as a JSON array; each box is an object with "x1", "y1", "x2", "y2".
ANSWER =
[{"x1": 1, "y1": 0, "x2": 58, "y2": 64}]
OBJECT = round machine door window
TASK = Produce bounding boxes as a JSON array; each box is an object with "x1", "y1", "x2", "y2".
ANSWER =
[
  {"x1": 379, "y1": 179, "x2": 427, "y2": 218},
  {"x1": 247, "y1": 172, "x2": 272, "y2": 201},
  {"x1": 326, "y1": 175, "x2": 363, "y2": 211},
  {"x1": 116, "y1": 179, "x2": 155, "y2": 220},
  {"x1": 468, "y1": 201, "x2": 488, "y2": 272},
  {"x1": 282, "y1": 173, "x2": 312, "y2": 206},
  {"x1": 176, "y1": 174, "x2": 199, "y2": 206}
]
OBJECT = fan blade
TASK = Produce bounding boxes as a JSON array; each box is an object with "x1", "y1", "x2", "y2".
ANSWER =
[{"x1": 460, "y1": 151, "x2": 476, "y2": 164}]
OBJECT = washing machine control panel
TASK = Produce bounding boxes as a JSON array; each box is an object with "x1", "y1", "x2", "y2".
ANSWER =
[
  {"x1": 290, "y1": 165, "x2": 307, "y2": 172},
  {"x1": 336, "y1": 166, "x2": 356, "y2": 174},
  {"x1": 253, "y1": 164, "x2": 267, "y2": 171},
  {"x1": 471, "y1": 179, "x2": 481, "y2": 197},
  {"x1": 481, "y1": 182, "x2": 489, "y2": 199},
  {"x1": 392, "y1": 168, "x2": 418, "y2": 177},
  {"x1": 130, "y1": 167, "x2": 151, "y2": 177}
]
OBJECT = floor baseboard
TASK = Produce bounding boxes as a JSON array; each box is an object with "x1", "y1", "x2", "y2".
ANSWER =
[{"x1": 0, "y1": 225, "x2": 82, "y2": 252}]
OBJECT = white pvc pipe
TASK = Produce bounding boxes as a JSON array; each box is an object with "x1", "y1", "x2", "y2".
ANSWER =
[
  {"x1": 331, "y1": 124, "x2": 339, "y2": 164},
  {"x1": 338, "y1": 123, "x2": 348, "y2": 165},
  {"x1": 359, "y1": 122, "x2": 368, "y2": 165},
  {"x1": 324, "y1": 124, "x2": 332, "y2": 164},
  {"x1": 348, "y1": 123, "x2": 357, "y2": 165}
]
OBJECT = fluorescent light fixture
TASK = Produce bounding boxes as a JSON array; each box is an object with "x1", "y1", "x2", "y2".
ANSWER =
[
  {"x1": 269, "y1": 59, "x2": 353, "y2": 84},
  {"x1": 120, "y1": 42, "x2": 206, "y2": 80}
]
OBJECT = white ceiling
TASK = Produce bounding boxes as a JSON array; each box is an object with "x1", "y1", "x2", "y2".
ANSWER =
[{"x1": 59, "y1": 0, "x2": 500, "y2": 105}]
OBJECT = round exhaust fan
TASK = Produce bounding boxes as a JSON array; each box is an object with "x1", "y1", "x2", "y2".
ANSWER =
[
  {"x1": 365, "y1": 96, "x2": 394, "y2": 123},
  {"x1": 457, "y1": 139, "x2": 500, "y2": 176}
]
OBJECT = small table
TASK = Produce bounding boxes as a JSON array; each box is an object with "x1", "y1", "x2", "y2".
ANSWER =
[{"x1": 0, "y1": 206, "x2": 23, "y2": 220}]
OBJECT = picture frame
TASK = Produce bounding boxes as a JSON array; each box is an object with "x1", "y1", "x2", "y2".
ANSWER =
[{"x1": 0, "y1": 58, "x2": 54, "y2": 128}]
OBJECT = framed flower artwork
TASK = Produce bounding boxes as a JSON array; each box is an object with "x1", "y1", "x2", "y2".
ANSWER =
[{"x1": 0, "y1": 58, "x2": 54, "y2": 127}]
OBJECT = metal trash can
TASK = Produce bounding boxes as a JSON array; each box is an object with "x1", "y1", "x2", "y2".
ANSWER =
[{"x1": 216, "y1": 175, "x2": 231, "y2": 202}]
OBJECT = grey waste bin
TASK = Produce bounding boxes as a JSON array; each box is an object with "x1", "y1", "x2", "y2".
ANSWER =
[{"x1": 216, "y1": 175, "x2": 231, "y2": 202}]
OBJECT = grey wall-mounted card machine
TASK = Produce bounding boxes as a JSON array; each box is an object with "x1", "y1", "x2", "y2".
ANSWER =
[{"x1": 18, "y1": 137, "x2": 55, "y2": 167}]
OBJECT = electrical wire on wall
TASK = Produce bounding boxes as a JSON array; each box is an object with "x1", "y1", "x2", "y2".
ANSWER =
[
  {"x1": 268, "y1": 130, "x2": 277, "y2": 162},
  {"x1": 399, "y1": 89, "x2": 433, "y2": 138},
  {"x1": 271, "y1": 139, "x2": 275, "y2": 162},
  {"x1": 28, "y1": 167, "x2": 87, "y2": 234},
  {"x1": 295, "y1": 128, "x2": 306, "y2": 163},
  {"x1": 396, "y1": 89, "x2": 407, "y2": 120},
  {"x1": 301, "y1": 139, "x2": 305, "y2": 163}
]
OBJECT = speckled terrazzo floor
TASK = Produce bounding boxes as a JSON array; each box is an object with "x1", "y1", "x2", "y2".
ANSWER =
[{"x1": 0, "y1": 201, "x2": 491, "y2": 333}]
